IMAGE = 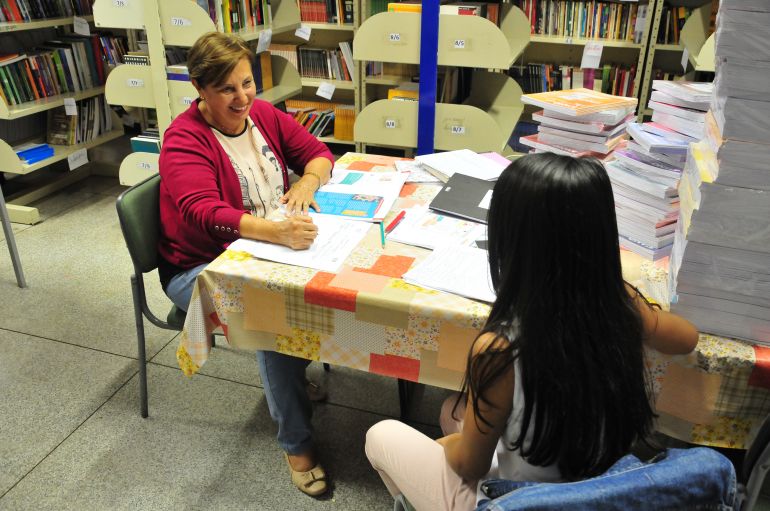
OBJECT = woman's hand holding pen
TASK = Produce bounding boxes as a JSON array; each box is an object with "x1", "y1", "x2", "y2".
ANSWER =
[{"x1": 273, "y1": 215, "x2": 318, "y2": 250}]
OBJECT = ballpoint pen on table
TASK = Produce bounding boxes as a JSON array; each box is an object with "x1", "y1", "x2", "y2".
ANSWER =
[{"x1": 385, "y1": 210, "x2": 407, "y2": 234}]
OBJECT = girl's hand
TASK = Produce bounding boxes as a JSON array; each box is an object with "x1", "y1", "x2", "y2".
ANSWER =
[
  {"x1": 272, "y1": 215, "x2": 318, "y2": 250},
  {"x1": 281, "y1": 177, "x2": 320, "y2": 216}
]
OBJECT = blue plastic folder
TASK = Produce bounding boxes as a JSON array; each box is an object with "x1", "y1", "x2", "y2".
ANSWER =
[{"x1": 314, "y1": 191, "x2": 383, "y2": 219}]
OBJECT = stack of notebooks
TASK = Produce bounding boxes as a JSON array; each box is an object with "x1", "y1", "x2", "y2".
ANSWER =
[
  {"x1": 668, "y1": 0, "x2": 770, "y2": 345},
  {"x1": 606, "y1": 81, "x2": 712, "y2": 260},
  {"x1": 519, "y1": 88, "x2": 637, "y2": 159}
]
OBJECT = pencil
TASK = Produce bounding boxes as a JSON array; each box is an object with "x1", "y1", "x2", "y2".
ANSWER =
[{"x1": 379, "y1": 221, "x2": 386, "y2": 248}]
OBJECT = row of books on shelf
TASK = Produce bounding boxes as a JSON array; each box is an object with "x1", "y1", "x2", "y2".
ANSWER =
[
  {"x1": 298, "y1": 44, "x2": 354, "y2": 81},
  {"x1": 298, "y1": 0, "x2": 354, "y2": 24},
  {"x1": 270, "y1": 42, "x2": 354, "y2": 82},
  {"x1": 0, "y1": 0, "x2": 91, "y2": 22},
  {"x1": 47, "y1": 95, "x2": 114, "y2": 146},
  {"x1": 511, "y1": 0, "x2": 643, "y2": 42},
  {"x1": 386, "y1": 1, "x2": 500, "y2": 25},
  {"x1": 285, "y1": 99, "x2": 354, "y2": 140},
  {"x1": 165, "y1": 52, "x2": 273, "y2": 92},
  {"x1": 0, "y1": 35, "x2": 126, "y2": 106},
  {"x1": 130, "y1": 128, "x2": 161, "y2": 154},
  {"x1": 656, "y1": 5, "x2": 691, "y2": 45},
  {"x1": 509, "y1": 63, "x2": 636, "y2": 97},
  {"x1": 193, "y1": 0, "x2": 271, "y2": 33}
]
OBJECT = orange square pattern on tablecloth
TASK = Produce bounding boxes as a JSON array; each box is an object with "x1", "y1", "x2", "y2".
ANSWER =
[
  {"x1": 305, "y1": 271, "x2": 358, "y2": 312},
  {"x1": 400, "y1": 183, "x2": 419, "y2": 197},
  {"x1": 370, "y1": 353, "x2": 420, "y2": 382},
  {"x1": 320, "y1": 340, "x2": 370, "y2": 371},
  {"x1": 329, "y1": 268, "x2": 391, "y2": 294},
  {"x1": 356, "y1": 255, "x2": 416, "y2": 278},
  {"x1": 750, "y1": 346, "x2": 770, "y2": 390},
  {"x1": 346, "y1": 161, "x2": 376, "y2": 171}
]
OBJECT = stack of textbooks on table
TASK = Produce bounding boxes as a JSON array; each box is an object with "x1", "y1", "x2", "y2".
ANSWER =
[
  {"x1": 519, "y1": 88, "x2": 636, "y2": 159},
  {"x1": 667, "y1": 0, "x2": 770, "y2": 345},
  {"x1": 606, "y1": 80, "x2": 712, "y2": 260}
]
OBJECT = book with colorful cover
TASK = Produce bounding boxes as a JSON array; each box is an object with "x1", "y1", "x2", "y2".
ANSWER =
[
  {"x1": 521, "y1": 88, "x2": 638, "y2": 116},
  {"x1": 626, "y1": 123, "x2": 689, "y2": 154},
  {"x1": 519, "y1": 134, "x2": 609, "y2": 158},
  {"x1": 314, "y1": 191, "x2": 384, "y2": 219},
  {"x1": 651, "y1": 80, "x2": 712, "y2": 104}
]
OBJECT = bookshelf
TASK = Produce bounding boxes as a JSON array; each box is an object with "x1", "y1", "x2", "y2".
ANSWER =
[
  {"x1": 353, "y1": 4, "x2": 530, "y2": 153},
  {"x1": 0, "y1": 15, "x2": 125, "y2": 224},
  {"x1": 269, "y1": 10, "x2": 361, "y2": 149},
  {"x1": 94, "y1": 0, "x2": 303, "y2": 185},
  {"x1": 637, "y1": 0, "x2": 714, "y2": 120}
]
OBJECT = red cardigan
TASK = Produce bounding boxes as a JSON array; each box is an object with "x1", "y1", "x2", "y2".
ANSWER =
[{"x1": 158, "y1": 99, "x2": 334, "y2": 269}]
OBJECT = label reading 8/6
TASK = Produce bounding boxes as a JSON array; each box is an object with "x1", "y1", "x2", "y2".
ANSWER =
[{"x1": 453, "y1": 39, "x2": 466, "y2": 49}]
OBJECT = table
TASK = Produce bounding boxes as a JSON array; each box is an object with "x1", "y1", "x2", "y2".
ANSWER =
[{"x1": 179, "y1": 152, "x2": 770, "y2": 450}]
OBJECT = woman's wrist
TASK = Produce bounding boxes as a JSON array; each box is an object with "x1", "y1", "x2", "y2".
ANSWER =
[{"x1": 301, "y1": 172, "x2": 322, "y2": 190}]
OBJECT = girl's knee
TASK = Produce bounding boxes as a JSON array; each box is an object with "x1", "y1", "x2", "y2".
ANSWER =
[{"x1": 365, "y1": 419, "x2": 402, "y2": 465}]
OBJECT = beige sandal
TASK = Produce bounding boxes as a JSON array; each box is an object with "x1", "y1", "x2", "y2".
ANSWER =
[{"x1": 285, "y1": 454, "x2": 328, "y2": 497}]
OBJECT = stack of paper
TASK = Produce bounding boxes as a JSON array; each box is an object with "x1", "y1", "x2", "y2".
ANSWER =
[
  {"x1": 403, "y1": 245, "x2": 495, "y2": 303},
  {"x1": 668, "y1": 1, "x2": 770, "y2": 345},
  {"x1": 520, "y1": 88, "x2": 637, "y2": 158},
  {"x1": 314, "y1": 169, "x2": 407, "y2": 222},
  {"x1": 414, "y1": 149, "x2": 508, "y2": 183},
  {"x1": 605, "y1": 82, "x2": 712, "y2": 260}
]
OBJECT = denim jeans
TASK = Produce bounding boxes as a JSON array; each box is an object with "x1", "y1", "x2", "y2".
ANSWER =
[
  {"x1": 475, "y1": 447, "x2": 737, "y2": 511},
  {"x1": 165, "y1": 264, "x2": 314, "y2": 455}
]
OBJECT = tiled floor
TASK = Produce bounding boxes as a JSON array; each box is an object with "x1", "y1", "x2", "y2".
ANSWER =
[
  {"x1": 0, "y1": 171, "x2": 449, "y2": 510},
  {"x1": 3, "y1": 170, "x2": 770, "y2": 510}
]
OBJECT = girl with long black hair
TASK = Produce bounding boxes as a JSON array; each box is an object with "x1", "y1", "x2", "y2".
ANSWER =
[{"x1": 365, "y1": 153, "x2": 699, "y2": 510}]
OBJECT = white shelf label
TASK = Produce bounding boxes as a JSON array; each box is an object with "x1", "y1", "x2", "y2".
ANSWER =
[
  {"x1": 681, "y1": 48, "x2": 689, "y2": 72},
  {"x1": 385, "y1": 119, "x2": 397, "y2": 129},
  {"x1": 113, "y1": 0, "x2": 128, "y2": 6},
  {"x1": 181, "y1": 96, "x2": 194, "y2": 106},
  {"x1": 453, "y1": 39, "x2": 466, "y2": 49},
  {"x1": 73, "y1": 16, "x2": 90, "y2": 36},
  {"x1": 137, "y1": 162, "x2": 156, "y2": 170},
  {"x1": 295, "y1": 24, "x2": 312, "y2": 41},
  {"x1": 316, "y1": 81, "x2": 335, "y2": 100},
  {"x1": 450, "y1": 125, "x2": 466, "y2": 135},
  {"x1": 565, "y1": 37, "x2": 573, "y2": 45},
  {"x1": 170, "y1": 17, "x2": 192, "y2": 26},
  {"x1": 67, "y1": 148, "x2": 88, "y2": 171},
  {"x1": 580, "y1": 41, "x2": 603, "y2": 69},
  {"x1": 63, "y1": 98, "x2": 77, "y2": 116},
  {"x1": 127, "y1": 78, "x2": 145, "y2": 87},
  {"x1": 257, "y1": 29, "x2": 273, "y2": 54},
  {"x1": 388, "y1": 33, "x2": 401, "y2": 42}
]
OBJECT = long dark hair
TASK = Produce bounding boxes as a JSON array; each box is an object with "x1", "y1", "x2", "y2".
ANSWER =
[{"x1": 461, "y1": 153, "x2": 655, "y2": 481}]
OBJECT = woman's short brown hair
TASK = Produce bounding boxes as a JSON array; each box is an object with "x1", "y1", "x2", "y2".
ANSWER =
[{"x1": 187, "y1": 32, "x2": 253, "y2": 89}]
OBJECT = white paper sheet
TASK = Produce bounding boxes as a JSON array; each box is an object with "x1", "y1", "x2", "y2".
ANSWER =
[
  {"x1": 394, "y1": 160, "x2": 442, "y2": 183},
  {"x1": 415, "y1": 149, "x2": 508, "y2": 181},
  {"x1": 388, "y1": 206, "x2": 486, "y2": 250},
  {"x1": 226, "y1": 214, "x2": 370, "y2": 272},
  {"x1": 403, "y1": 245, "x2": 495, "y2": 303}
]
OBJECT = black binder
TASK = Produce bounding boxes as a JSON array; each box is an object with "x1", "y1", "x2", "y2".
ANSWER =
[{"x1": 428, "y1": 173, "x2": 495, "y2": 225}]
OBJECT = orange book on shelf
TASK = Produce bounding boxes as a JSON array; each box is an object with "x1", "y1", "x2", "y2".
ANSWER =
[
  {"x1": 387, "y1": 2, "x2": 421, "y2": 12},
  {"x1": 521, "y1": 88, "x2": 638, "y2": 116}
]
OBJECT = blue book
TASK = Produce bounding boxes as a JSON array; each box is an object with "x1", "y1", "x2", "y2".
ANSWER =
[{"x1": 313, "y1": 191, "x2": 383, "y2": 219}]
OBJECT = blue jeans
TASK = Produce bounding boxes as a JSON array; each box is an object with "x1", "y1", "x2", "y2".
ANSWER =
[
  {"x1": 166, "y1": 264, "x2": 314, "y2": 455},
  {"x1": 475, "y1": 447, "x2": 737, "y2": 511}
]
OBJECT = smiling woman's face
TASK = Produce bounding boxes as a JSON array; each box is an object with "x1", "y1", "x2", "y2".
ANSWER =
[{"x1": 196, "y1": 56, "x2": 255, "y2": 135}]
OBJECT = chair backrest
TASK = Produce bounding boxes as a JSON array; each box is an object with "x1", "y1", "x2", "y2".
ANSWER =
[
  {"x1": 116, "y1": 174, "x2": 162, "y2": 274},
  {"x1": 739, "y1": 413, "x2": 770, "y2": 510},
  {"x1": 476, "y1": 447, "x2": 737, "y2": 511}
]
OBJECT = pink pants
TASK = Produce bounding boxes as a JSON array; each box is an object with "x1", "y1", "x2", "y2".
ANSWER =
[{"x1": 365, "y1": 395, "x2": 479, "y2": 511}]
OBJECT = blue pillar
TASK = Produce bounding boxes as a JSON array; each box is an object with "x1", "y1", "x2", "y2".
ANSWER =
[{"x1": 416, "y1": 0, "x2": 439, "y2": 155}]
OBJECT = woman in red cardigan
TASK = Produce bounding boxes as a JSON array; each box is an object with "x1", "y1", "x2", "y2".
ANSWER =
[{"x1": 158, "y1": 32, "x2": 333, "y2": 497}]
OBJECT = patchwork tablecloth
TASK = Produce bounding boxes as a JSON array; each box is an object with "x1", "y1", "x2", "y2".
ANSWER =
[{"x1": 179, "y1": 152, "x2": 770, "y2": 449}]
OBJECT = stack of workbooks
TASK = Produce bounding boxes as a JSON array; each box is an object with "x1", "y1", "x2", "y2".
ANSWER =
[
  {"x1": 519, "y1": 88, "x2": 636, "y2": 159},
  {"x1": 605, "y1": 81, "x2": 712, "y2": 260},
  {"x1": 668, "y1": 1, "x2": 770, "y2": 345}
]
